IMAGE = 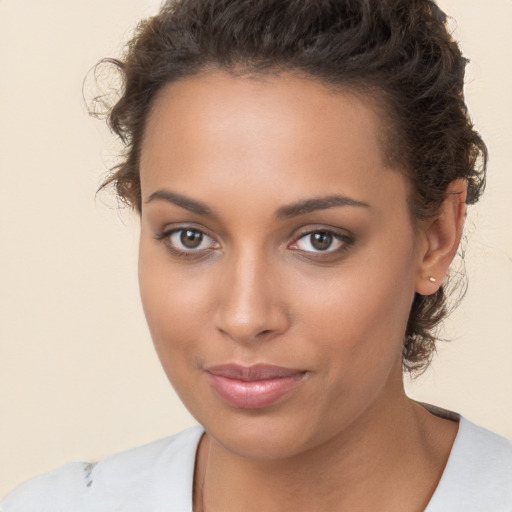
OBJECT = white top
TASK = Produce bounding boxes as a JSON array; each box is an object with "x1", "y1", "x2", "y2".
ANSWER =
[{"x1": 2, "y1": 416, "x2": 512, "y2": 512}]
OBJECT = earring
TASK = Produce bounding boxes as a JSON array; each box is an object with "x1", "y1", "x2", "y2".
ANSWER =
[{"x1": 428, "y1": 276, "x2": 437, "y2": 283}]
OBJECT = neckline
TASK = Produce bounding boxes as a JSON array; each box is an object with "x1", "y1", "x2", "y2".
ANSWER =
[
  {"x1": 423, "y1": 413, "x2": 512, "y2": 511},
  {"x1": 417, "y1": 401, "x2": 461, "y2": 423},
  {"x1": 186, "y1": 406, "x2": 481, "y2": 512}
]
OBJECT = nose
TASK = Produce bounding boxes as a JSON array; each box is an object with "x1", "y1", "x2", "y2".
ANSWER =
[{"x1": 213, "y1": 250, "x2": 290, "y2": 344}]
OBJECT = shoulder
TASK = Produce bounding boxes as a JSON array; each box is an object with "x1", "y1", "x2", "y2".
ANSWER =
[
  {"x1": 447, "y1": 417, "x2": 512, "y2": 483},
  {"x1": 426, "y1": 416, "x2": 512, "y2": 512},
  {"x1": 1, "y1": 425, "x2": 203, "y2": 512}
]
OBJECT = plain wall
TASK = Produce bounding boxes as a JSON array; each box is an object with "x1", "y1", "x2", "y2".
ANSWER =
[{"x1": 1, "y1": 0, "x2": 511, "y2": 498}]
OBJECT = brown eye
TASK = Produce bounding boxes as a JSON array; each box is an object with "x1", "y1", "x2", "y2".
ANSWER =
[
  {"x1": 310, "y1": 232, "x2": 333, "y2": 251},
  {"x1": 290, "y1": 229, "x2": 350, "y2": 255},
  {"x1": 159, "y1": 228, "x2": 219, "y2": 255},
  {"x1": 180, "y1": 229, "x2": 203, "y2": 249}
]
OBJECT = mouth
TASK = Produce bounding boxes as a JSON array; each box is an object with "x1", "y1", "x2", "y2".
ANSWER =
[{"x1": 205, "y1": 364, "x2": 307, "y2": 409}]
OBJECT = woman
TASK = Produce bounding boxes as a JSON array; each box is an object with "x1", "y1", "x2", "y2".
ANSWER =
[{"x1": 2, "y1": 0, "x2": 511, "y2": 510}]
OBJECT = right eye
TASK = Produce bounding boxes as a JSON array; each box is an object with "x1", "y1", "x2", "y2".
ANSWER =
[{"x1": 156, "y1": 228, "x2": 219, "y2": 256}]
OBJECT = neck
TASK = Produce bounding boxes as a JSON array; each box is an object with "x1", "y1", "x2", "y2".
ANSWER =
[{"x1": 194, "y1": 382, "x2": 458, "y2": 512}]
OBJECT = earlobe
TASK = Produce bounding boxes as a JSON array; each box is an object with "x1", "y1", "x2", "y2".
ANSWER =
[{"x1": 415, "y1": 179, "x2": 468, "y2": 296}]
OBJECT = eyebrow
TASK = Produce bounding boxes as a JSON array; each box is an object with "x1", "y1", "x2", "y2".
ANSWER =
[
  {"x1": 275, "y1": 195, "x2": 370, "y2": 219},
  {"x1": 145, "y1": 189, "x2": 370, "y2": 219},
  {"x1": 145, "y1": 190, "x2": 217, "y2": 217}
]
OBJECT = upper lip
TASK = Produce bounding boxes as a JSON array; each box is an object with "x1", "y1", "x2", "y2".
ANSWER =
[{"x1": 205, "y1": 364, "x2": 306, "y2": 381}]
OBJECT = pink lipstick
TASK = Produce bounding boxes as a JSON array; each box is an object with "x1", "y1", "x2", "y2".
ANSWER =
[{"x1": 205, "y1": 364, "x2": 306, "y2": 409}]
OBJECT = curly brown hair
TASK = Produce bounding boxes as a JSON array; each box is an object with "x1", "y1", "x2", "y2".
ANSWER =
[{"x1": 92, "y1": 0, "x2": 487, "y2": 374}]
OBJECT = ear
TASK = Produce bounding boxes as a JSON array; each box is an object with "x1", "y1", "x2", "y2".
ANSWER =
[{"x1": 415, "y1": 179, "x2": 467, "y2": 296}]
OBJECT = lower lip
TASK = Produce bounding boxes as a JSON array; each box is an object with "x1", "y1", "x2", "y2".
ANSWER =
[{"x1": 207, "y1": 373, "x2": 306, "y2": 409}]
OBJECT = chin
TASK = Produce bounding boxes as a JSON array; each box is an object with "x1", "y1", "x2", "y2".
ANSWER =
[
  {"x1": 208, "y1": 418, "x2": 317, "y2": 461},
  {"x1": 188, "y1": 396, "x2": 334, "y2": 461}
]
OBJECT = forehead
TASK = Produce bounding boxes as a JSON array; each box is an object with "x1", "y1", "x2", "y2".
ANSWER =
[
  {"x1": 139, "y1": 71, "x2": 410, "y2": 220},
  {"x1": 142, "y1": 71, "x2": 388, "y2": 166}
]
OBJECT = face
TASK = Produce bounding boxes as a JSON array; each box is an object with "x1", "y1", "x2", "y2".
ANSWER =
[{"x1": 138, "y1": 71, "x2": 422, "y2": 460}]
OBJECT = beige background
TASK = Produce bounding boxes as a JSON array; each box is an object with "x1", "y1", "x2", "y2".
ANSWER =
[{"x1": 1, "y1": 0, "x2": 511, "y2": 498}]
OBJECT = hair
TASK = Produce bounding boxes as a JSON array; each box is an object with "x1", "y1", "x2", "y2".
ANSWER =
[{"x1": 91, "y1": 0, "x2": 487, "y2": 375}]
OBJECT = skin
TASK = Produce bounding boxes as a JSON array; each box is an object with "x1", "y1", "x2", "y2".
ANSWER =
[{"x1": 138, "y1": 71, "x2": 465, "y2": 512}]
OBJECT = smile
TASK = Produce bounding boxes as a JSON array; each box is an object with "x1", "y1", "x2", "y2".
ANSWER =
[{"x1": 205, "y1": 364, "x2": 307, "y2": 409}]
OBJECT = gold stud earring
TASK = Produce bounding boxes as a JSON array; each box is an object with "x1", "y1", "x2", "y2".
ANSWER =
[{"x1": 429, "y1": 276, "x2": 437, "y2": 283}]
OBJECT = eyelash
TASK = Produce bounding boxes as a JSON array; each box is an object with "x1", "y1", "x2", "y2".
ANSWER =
[
  {"x1": 155, "y1": 227, "x2": 219, "y2": 259},
  {"x1": 289, "y1": 229, "x2": 353, "y2": 257},
  {"x1": 154, "y1": 226, "x2": 353, "y2": 259}
]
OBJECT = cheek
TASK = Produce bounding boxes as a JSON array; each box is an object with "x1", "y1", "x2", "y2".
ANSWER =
[
  {"x1": 294, "y1": 246, "x2": 416, "y2": 372},
  {"x1": 138, "y1": 243, "x2": 213, "y2": 366},
  {"x1": 138, "y1": 252, "x2": 217, "y2": 417},
  {"x1": 289, "y1": 255, "x2": 415, "y2": 430}
]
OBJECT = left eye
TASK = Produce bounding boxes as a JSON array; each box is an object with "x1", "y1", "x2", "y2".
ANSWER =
[
  {"x1": 167, "y1": 229, "x2": 218, "y2": 251},
  {"x1": 292, "y1": 231, "x2": 346, "y2": 253}
]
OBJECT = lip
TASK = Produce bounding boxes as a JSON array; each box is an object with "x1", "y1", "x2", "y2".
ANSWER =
[{"x1": 205, "y1": 364, "x2": 307, "y2": 409}]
